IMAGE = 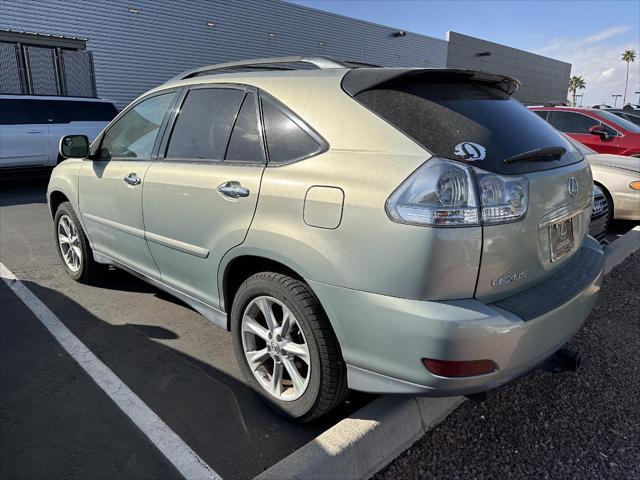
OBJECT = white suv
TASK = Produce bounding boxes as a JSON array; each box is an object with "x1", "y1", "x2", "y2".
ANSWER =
[{"x1": 0, "y1": 95, "x2": 117, "y2": 170}]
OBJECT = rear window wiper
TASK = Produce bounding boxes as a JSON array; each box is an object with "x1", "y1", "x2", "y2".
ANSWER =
[{"x1": 503, "y1": 146, "x2": 566, "y2": 164}]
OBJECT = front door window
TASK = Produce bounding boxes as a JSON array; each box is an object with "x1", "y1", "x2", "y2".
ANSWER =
[{"x1": 99, "y1": 93, "x2": 176, "y2": 160}]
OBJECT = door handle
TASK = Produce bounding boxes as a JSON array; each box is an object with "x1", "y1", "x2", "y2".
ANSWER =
[
  {"x1": 123, "y1": 173, "x2": 142, "y2": 186},
  {"x1": 27, "y1": 130, "x2": 42, "y2": 134},
  {"x1": 217, "y1": 181, "x2": 250, "y2": 199}
]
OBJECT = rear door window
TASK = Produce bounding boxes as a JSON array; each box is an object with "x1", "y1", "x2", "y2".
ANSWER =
[
  {"x1": 547, "y1": 111, "x2": 598, "y2": 134},
  {"x1": 354, "y1": 79, "x2": 583, "y2": 174},
  {"x1": 225, "y1": 92, "x2": 264, "y2": 163},
  {"x1": 0, "y1": 98, "x2": 62, "y2": 124},
  {"x1": 60, "y1": 101, "x2": 119, "y2": 122},
  {"x1": 1, "y1": 99, "x2": 117, "y2": 125},
  {"x1": 261, "y1": 98, "x2": 325, "y2": 164},
  {"x1": 165, "y1": 88, "x2": 244, "y2": 161}
]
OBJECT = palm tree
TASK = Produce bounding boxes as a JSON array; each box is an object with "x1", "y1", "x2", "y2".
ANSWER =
[
  {"x1": 568, "y1": 76, "x2": 586, "y2": 106},
  {"x1": 622, "y1": 49, "x2": 636, "y2": 105}
]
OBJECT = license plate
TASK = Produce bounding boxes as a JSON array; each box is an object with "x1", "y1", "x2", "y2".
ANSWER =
[{"x1": 549, "y1": 217, "x2": 575, "y2": 262}]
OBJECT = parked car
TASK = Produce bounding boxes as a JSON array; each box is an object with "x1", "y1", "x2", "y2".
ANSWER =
[
  {"x1": 0, "y1": 95, "x2": 118, "y2": 170},
  {"x1": 606, "y1": 109, "x2": 640, "y2": 127},
  {"x1": 566, "y1": 136, "x2": 640, "y2": 221},
  {"x1": 530, "y1": 106, "x2": 640, "y2": 157},
  {"x1": 47, "y1": 56, "x2": 604, "y2": 420},
  {"x1": 589, "y1": 186, "x2": 609, "y2": 244}
]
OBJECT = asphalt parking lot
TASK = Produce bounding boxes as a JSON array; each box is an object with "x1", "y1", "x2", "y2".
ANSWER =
[
  {"x1": 1, "y1": 175, "x2": 638, "y2": 480},
  {"x1": 376, "y1": 250, "x2": 640, "y2": 480},
  {"x1": 0, "y1": 176, "x2": 370, "y2": 480}
]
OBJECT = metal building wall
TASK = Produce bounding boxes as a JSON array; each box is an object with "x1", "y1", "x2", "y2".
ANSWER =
[
  {"x1": 0, "y1": 0, "x2": 448, "y2": 108},
  {"x1": 446, "y1": 31, "x2": 571, "y2": 105}
]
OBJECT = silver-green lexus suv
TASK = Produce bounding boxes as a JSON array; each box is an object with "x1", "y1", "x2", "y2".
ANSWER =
[{"x1": 48, "y1": 56, "x2": 604, "y2": 421}]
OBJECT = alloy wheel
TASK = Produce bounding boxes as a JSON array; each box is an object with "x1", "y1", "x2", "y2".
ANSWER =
[
  {"x1": 57, "y1": 214, "x2": 82, "y2": 273},
  {"x1": 241, "y1": 295, "x2": 311, "y2": 401}
]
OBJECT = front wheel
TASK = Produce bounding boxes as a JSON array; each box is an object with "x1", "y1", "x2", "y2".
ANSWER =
[
  {"x1": 53, "y1": 201, "x2": 100, "y2": 283},
  {"x1": 231, "y1": 272, "x2": 347, "y2": 421}
]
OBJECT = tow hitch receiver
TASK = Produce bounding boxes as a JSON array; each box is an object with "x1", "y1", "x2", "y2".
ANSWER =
[{"x1": 544, "y1": 348, "x2": 582, "y2": 373}]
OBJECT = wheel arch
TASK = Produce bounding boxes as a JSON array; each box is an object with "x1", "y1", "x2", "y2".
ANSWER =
[
  {"x1": 593, "y1": 180, "x2": 614, "y2": 218},
  {"x1": 48, "y1": 190, "x2": 70, "y2": 218},
  {"x1": 220, "y1": 253, "x2": 305, "y2": 322}
]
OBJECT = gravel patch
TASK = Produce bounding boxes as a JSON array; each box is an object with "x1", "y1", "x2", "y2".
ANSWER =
[{"x1": 375, "y1": 251, "x2": 640, "y2": 480}]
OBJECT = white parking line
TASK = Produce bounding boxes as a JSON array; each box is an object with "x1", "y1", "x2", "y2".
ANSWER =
[{"x1": 0, "y1": 263, "x2": 221, "y2": 480}]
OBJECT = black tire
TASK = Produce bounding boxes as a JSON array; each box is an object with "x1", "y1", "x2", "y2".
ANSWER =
[
  {"x1": 600, "y1": 186, "x2": 614, "y2": 225},
  {"x1": 53, "y1": 201, "x2": 101, "y2": 283},
  {"x1": 231, "y1": 272, "x2": 348, "y2": 421}
]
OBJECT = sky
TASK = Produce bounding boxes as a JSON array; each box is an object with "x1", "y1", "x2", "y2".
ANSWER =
[{"x1": 288, "y1": 0, "x2": 640, "y2": 106}]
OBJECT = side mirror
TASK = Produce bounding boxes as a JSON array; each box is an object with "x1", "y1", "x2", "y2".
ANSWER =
[
  {"x1": 59, "y1": 135, "x2": 90, "y2": 159},
  {"x1": 588, "y1": 125, "x2": 610, "y2": 140}
]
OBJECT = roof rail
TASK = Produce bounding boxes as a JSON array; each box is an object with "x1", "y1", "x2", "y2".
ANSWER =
[{"x1": 168, "y1": 56, "x2": 350, "y2": 82}]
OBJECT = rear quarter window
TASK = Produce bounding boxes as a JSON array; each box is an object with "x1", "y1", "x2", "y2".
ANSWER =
[
  {"x1": 354, "y1": 80, "x2": 582, "y2": 174},
  {"x1": 261, "y1": 97, "x2": 326, "y2": 164},
  {"x1": 533, "y1": 110, "x2": 549, "y2": 120}
]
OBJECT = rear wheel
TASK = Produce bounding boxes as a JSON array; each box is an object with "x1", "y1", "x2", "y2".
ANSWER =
[
  {"x1": 231, "y1": 272, "x2": 347, "y2": 421},
  {"x1": 54, "y1": 202, "x2": 100, "y2": 283}
]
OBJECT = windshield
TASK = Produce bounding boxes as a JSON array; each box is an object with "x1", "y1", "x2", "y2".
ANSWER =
[
  {"x1": 597, "y1": 110, "x2": 640, "y2": 133},
  {"x1": 355, "y1": 79, "x2": 583, "y2": 174}
]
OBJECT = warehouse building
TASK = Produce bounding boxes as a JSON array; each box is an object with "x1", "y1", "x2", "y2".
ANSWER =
[{"x1": 0, "y1": 0, "x2": 570, "y2": 108}]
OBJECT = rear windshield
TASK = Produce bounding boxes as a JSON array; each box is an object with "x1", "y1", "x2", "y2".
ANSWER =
[
  {"x1": 355, "y1": 79, "x2": 583, "y2": 174},
  {"x1": 0, "y1": 98, "x2": 118, "y2": 125}
]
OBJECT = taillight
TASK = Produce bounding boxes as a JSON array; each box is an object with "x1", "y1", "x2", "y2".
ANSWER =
[
  {"x1": 385, "y1": 158, "x2": 479, "y2": 226},
  {"x1": 475, "y1": 168, "x2": 529, "y2": 224},
  {"x1": 386, "y1": 157, "x2": 529, "y2": 227}
]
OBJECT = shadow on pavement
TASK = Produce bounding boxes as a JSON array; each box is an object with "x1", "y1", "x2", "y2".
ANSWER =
[
  {"x1": 0, "y1": 175, "x2": 49, "y2": 208},
  {"x1": 4, "y1": 278, "x2": 372, "y2": 479}
]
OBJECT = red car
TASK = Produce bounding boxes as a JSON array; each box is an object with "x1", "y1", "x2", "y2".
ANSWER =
[{"x1": 530, "y1": 106, "x2": 640, "y2": 157}]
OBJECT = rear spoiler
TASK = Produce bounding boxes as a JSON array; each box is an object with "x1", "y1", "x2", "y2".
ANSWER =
[{"x1": 341, "y1": 68, "x2": 520, "y2": 96}]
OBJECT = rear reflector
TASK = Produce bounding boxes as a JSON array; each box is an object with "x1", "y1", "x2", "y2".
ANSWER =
[{"x1": 422, "y1": 358, "x2": 497, "y2": 377}]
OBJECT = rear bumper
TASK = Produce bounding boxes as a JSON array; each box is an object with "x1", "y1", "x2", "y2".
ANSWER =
[{"x1": 309, "y1": 237, "x2": 604, "y2": 395}]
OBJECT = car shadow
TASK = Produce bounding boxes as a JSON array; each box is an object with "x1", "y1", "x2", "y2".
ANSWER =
[
  {"x1": 0, "y1": 175, "x2": 49, "y2": 208},
  {"x1": 18, "y1": 279, "x2": 373, "y2": 479},
  {"x1": 97, "y1": 266, "x2": 203, "y2": 309}
]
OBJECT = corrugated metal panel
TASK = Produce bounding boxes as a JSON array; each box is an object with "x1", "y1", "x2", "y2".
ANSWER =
[
  {"x1": 445, "y1": 31, "x2": 571, "y2": 105},
  {"x1": 0, "y1": 0, "x2": 448, "y2": 108},
  {"x1": 0, "y1": 41, "x2": 24, "y2": 93}
]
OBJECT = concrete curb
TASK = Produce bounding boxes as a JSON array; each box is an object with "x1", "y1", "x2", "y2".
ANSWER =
[
  {"x1": 256, "y1": 226, "x2": 640, "y2": 480},
  {"x1": 604, "y1": 226, "x2": 640, "y2": 274},
  {"x1": 255, "y1": 396, "x2": 464, "y2": 480}
]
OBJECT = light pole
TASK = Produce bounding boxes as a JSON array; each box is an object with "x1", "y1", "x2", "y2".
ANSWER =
[
  {"x1": 636, "y1": 91, "x2": 640, "y2": 105},
  {"x1": 576, "y1": 94, "x2": 584, "y2": 106},
  {"x1": 611, "y1": 94, "x2": 622, "y2": 108}
]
